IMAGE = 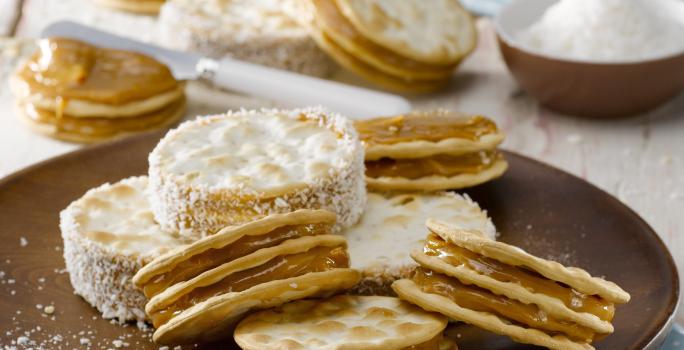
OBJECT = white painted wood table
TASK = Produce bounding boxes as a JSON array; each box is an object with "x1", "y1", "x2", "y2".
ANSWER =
[{"x1": 1, "y1": 0, "x2": 684, "y2": 325}]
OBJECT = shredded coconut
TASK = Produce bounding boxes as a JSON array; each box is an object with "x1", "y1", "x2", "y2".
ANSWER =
[{"x1": 517, "y1": 0, "x2": 684, "y2": 61}]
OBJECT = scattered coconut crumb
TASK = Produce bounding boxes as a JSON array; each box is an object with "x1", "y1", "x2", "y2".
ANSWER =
[
  {"x1": 43, "y1": 305, "x2": 55, "y2": 315},
  {"x1": 19, "y1": 237, "x2": 28, "y2": 247}
]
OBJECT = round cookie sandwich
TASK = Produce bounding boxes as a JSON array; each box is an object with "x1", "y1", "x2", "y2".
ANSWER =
[
  {"x1": 93, "y1": 0, "x2": 166, "y2": 14},
  {"x1": 10, "y1": 38, "x2": 186, "y2": 143},
  {"x1": 133, "y1": 211, "x2": 360, "y2": 345},
  {"x1": 355, "y1": 111, "x2": 508, "y2": 192},
  {"x1": 59, "y1": 176, "x2": 186, "y2": 323},
  {"x1": 148, "y1": 107, "x2": 366, "y2": 238},
  {"x1": 345, "y1": 192, "x2": 495, "y2": 295},
  {"x1": 304, "y1": 0, "x2": 476, "y2": 92},
  {"x1": 235, "y1": 295, "x2": 450, "y2": 350},
  {"x1": 158, "y1": 0, "x2": 335, "y2": 76},
  {"x1": 393, "y1": 219, "x2": 631, "y2": 350}
]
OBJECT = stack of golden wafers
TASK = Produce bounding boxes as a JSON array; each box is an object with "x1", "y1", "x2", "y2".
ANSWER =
[
  {"x1": 392, "y1": 219, "x2": 630, "y2": 350},
  {"x1": 304, "y1": 0, "x2": 477, "y2": 92},
  {"x1": 132, "y1": 210, "x2": 360, "y2": 344},
  {"x1": 355, "y1": 110, "x2": 508, "y2": 191},
  {"x1": 10, "y1": 38, "x2": 186, "y2": 143}
]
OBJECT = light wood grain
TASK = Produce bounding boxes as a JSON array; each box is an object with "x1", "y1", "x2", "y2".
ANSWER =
[{"x1": 2, "y1": 0, "x2": 684, "y2": 326}]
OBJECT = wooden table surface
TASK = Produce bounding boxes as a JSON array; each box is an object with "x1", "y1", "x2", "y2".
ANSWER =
[{"x1": 1, "y1": 0, "x2": 683, "y2": 326}]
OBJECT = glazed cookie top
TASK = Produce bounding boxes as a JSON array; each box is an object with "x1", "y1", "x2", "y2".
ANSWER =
[
  {"x1": 149, "y1": 107, "x2": 361, "y2": 196},
  {"x1": 59, "y1": 176, "x2": 185, "y2": 259},
  {"x1": 170, "y1": 0, "x2": 305, "y2": 36},
  {"x1": 345, "y1": 192, "x2": 496, "y2": 274}
]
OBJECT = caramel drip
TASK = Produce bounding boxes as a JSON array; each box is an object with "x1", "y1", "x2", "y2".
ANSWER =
[
  {"x1": 312, "y1": 0, "x2": 453, "y2": 72},
  {"x1": 412, "y1": 268, "x2": 598, "y2": 342},
  {"x1": 355, "y1": 114, "x2": 498, "y2": 145},
  {"x1": 365, "y1": 151, "x2": 500, "y2": 179},
  {"x1": 423, "y1": 233, "x2": 615, "y2": 321},
  {"x1": 16, "y1": 38, "x2": 178, "y2": 104},
  {"x1": 142, "y1": 223, "x2": 331, "y2": 298},
  {"x1": 150, "y1": 245, "x2": 350, "y2": 328}
]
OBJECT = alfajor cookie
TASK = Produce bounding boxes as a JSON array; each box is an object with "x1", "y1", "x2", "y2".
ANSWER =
[
  {"x1": 148, "y1": 107, "x2": 366, "y2": 238},
  {"x1": 93, "y1": 0, "x2": 166, "y2": 14},
  {"x1": 59, "y1": 176, "x2": 186, "y2": 323},
  {"x1": 10, "y1": 38, "x2": 185, "y2": 143},
  {"x1": 345, "y1": 192, "x2": 495, "y2": 295},
  {"x1": 140, "y1": 232, "x2": 359, "y2": 344},
  {"x1": 355, "y1": 111, "x2": 507, "y2": 192},
  {"x1": 158, "y1": 0, "x2": 335, "y2": 76},
  {"x1": 304, "y1": 0, "x2": 476, "y2": 92},
  {"x1": 393, "y1": 219, "x2": 630, "y2": 350},
  {"x1": 234, "y1": 295, "x2": 448, "y2": 350}
]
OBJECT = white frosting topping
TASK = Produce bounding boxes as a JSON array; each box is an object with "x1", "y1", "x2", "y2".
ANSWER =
[
  {"x1": 64, "y1": 177, "x2": 184, "y2": 258},
  {"x1": 345, "y1": 192, "x2": 496, "y2": 273},
  {"x1": 170, "y1": 0, "x2": 305, "y2": 38},
  {"x1": 152, "y1": 109, "x2": 355, "y2": 195}
]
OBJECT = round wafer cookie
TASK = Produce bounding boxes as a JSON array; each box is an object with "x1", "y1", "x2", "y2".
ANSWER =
[
  {"x1": 158, "y1": 0, "x2": 335, "y2": 76},
  {"x1": 148, "y1": 107, "x2": 366, "y2": 238},
  {"x1": 345, "y1": 192, "x2": 495, "y2": 295},
  {"x1": 59, "y1": 176, "x2": 186, "y2": 322},
  {"x1": 234, "y1": 295, "x2": 447, "y2": 350},
  {"x1": 392, "y1": 279, "x2": 594, "y2": 350},
  {"x1": 335, "y1": 0, "x2": 477, "y2": 65}
]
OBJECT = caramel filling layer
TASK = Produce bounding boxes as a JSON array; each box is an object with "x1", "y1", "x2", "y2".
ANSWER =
[
  {"x1": 355, "y1": 114, "x2": 498, "y2": 146},
  {"x1": 313, "y1": 0, "x2": 453, "y2": 73},
  {"x1": 412, "y1": 268, "x2": 598, "y2": 342},
  {"x1": 365, "y1": 151, "x2": 500, "y2": 179},
  {"x1": 150, "y1": 245, "x2": 350, "y2": 328},
  {"x1": 142, "y1": 223, "x2": 331, "y2": 298},
  {"x1": 16, "y1": 38, "x2": 179, "y2": 104},
  {"x1": 423, "y1": 233, "x2": 615, "y2": 322},
  {"x1": 21, "y1": 98, "x2": 183, "y2": 137}
]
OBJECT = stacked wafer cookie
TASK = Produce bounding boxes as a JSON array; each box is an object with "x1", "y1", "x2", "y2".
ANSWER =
[
  {"x1": 133, "y1": 210, "x2": 359, "y2": 344},
  {"x1": 392, "y1": 219, "x2": 630, "y2": 350},
  {"x1": 303, "y1": 0, "x2": 477, "y2": 92},
  {"x1": 10, "y1": 38, "x2": 186, "y2": 143},
  {"x1": 158, "y1": 0, "x2": 335, "y2": 76},
  {"x1": 355, "y1": 110, "x2": 507, "y2": 192}
]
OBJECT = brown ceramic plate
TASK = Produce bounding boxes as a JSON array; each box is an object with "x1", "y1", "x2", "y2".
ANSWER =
[{"x1": 0, "y1": 131, "x2": 678, "y2": 349}]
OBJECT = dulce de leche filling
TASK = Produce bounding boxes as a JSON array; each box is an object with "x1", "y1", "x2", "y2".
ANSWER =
[
  {"x1": 354, "y1": 114, "x2": 498, "y2": 146},
  {"x1": 412, "y1": 268, "x2": 598, "y2": 342},
  {"x1": 150, "y1": 245, "x2": 350, "y2": 328},
  {"x1": 16, "y1": 38, "x2": 179, "y2": 104},
  {"x1": 365, "y1": 151, "x2": 501, "y2": 179},
  {"x1": 142, "y1": 223, "x2": 331, "y2": 298},
  {"x1": 423, "y1": 233, "x2": 615, "y2": 322}
]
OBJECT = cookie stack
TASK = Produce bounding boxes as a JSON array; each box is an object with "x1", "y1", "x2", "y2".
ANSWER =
[
  {"x1": 158, "y1": 0, "x2": 335, "y2": 76},
  {"x1": 148, "y1": 107, "x2": 366, "y2": 237},
  {"x1": 60, "y1": 177, "x2": 186, "y2": 323},
  {"x1": 393, "y1": 219, "x2": 630, "y2": 350},
  {"x1": 305, "y1": 0, "x2": 477, "y2": 92},
  {"x1": 133, "y1": 210, "x2": 360, "y2": 344},
  {"x1": 10, "y1": 38, "x2": 186, "y2": 143},
  {"x1": 355, "y1": 110, "x2": 507, "y2": 191}
]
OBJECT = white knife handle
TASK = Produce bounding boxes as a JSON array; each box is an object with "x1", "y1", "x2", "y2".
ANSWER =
[{"x1": 198, "y1": 58, "x2": 411, "y2": 119}]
